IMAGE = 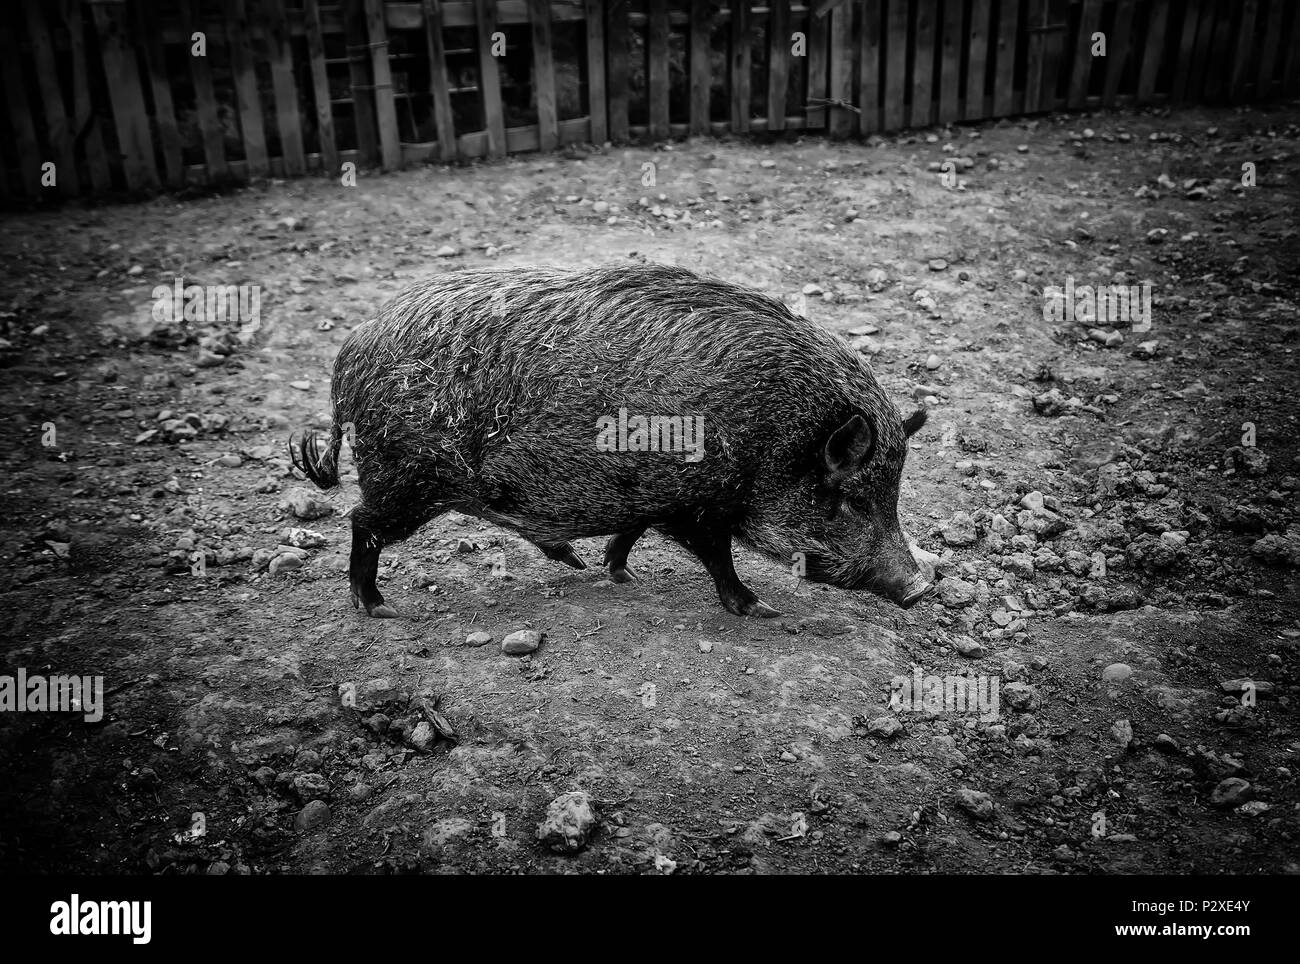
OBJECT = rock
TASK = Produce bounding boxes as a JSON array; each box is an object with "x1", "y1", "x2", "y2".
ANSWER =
[
  {"x1": 281, "y1": 488, "x2": 333, "y2": 521},
  {"x1": 501, "y1": 629, "x2": 542, "y2": 655},
  {"x1": 867, "y1": 717, "x2": 903, "y2": 739},
  {"x1": 196, "y1": 350, "x2": 226, "y2": 368},
  {"x1": 909, "y1": 542, "x2": 940, "y2": 582},
  {"x1": 954, "y1": 636, "x2": 985, "y2": 658},
  {"x1": 1210, "y1": 778, "x2": 1252, "y2": 808},
  {"x1": 1251, "y1": 529, "x2": 1300, "y2": 567},
  {"x1": 465, "y1": 630, "x2": 492, "y2": 647},
  {"x1": 294, "y1": 800, "x2": 331, "y2": 831},
  {"x1": 938, "y1": 577, "x2": 976, "y2": 608},
  {"x1": 1219, "y1": 678, "x2": 1273, "y2": 697},
  {"x1": 941, "y1": 511, "x2": 978, "y2": 547},
  {"x1": 925, "y1": 353, "x2": 942, "y2": 370},
  {"x1": 698, "y1": 640, "x2": 714, "y2": 653},
  {"x1": 352, "y1": 678, "x2": 398, "y2": 712},
  {"x1": 954, "y1": 787, "x2": 995, "y2": 821},
  {"x1": 1102, "y1": 662, "x2": 1133, "y2": 683},
  {"x1": 928, "y1": 259, "x2": 948, "y2": 272},
  {"x1": 408, "y1": 721, "x2": 437, "y2": 753},
  {"x1": 591, "y1": 200, "x2": 609, "y2": 214},
  {"x1": 536, "y1": 791, "x2": 596, "y2": 853},
  {"x1": 1017, "y1": 507, "x2": 1068, "y2": 538},
  {"x1": 1004, "y1": 553, "x2": 1035, "y2": 578},
  {"x1": 435, "y1": 245, "x2": 459, "y2": 257},
  {"x1": 280, "y1": 527, "x2": 327, "y2": 549},
  {"x1": 217, "y1": 454, "x2": 242, "y2": 468},
  {"x1": 268, "y1": 553, "x2": 304, "y2": 576}
]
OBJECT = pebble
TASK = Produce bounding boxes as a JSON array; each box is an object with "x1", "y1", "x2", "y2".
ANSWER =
[
  {"x1": 268, "y1": 553, "x2": 304, "y2": 576},
  {"x1": 1110, "y1": 719, "x2": 1133, "y2": 747},
  {"x1": 928, "y1": 259, "x2": 948, "y2": 272},
  {"x1": 698, "y1": 640, "x2": 714, "y2": 653},
  {"x1": 465, "y1": 630, "x2": 492, "y2": 647},
  {"x1": 939, "y1": 577, "x2": 976, "y2": 608},
  {"x1": 501, "y1": 629, "x2": 542, "y2": 655},
  {"x1": 941, "y1": 511, "x2": 978, "y2": 547},
  {"x1": 293, "y1": 800, "x2": 331, "y2": 831},
  {"x1": 1210, "y1": 778, "x2": 1252, "y2": 808},
  {"x1": 1102, "y1": 662, "x2": 1133, "y2": 683},
  {"x1": 435, "y1": 245, "x2": 459, "y2": 257},
  {"x1": 281, "y1": 488, "x2": 334, "y2": 521},
  {"x1": 867, "y1": 716, "x2": 903, "y2": 739},
  {"x1": 925, "y1": 353, "x2": 941, "y2": 370},
  {"x1": 217, "y1": 454, "x2": 242, "y2": 468},
  {"x1": 408, "y1": 721, "x2": 437, "y2": 753},
  {"x1": 281, "y1": 527, "x2": 327, "y2": 549},
  {"x1": 954, "y1": 636, "x2": 985, "y2": 658}
]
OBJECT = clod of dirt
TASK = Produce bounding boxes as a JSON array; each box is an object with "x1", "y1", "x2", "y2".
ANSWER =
[
  {"x1": 953, "y1": 788, "x2": 995, "y2": 821},
  {"x1": 1222, "y1": 446, "x2": 1270, "y2": 477},
  {"x1": 1251, "y1": 530, "x2": 1300, "y2": 567},
  {"x1": 501, "y1": 629, "x2": 542, "y2": 655},
  {"x1": 536, "y1": 791, "x2": 596, "y2": 854}
]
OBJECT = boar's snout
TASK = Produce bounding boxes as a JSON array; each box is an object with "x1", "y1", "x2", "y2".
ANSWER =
[{"x1": 891, "y1": 571, "x2": 935, "y2": 608}]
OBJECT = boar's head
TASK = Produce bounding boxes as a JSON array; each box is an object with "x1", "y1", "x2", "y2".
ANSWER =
[{"x1": 744, "y1": 405, "x2": 933, "y2": 608}]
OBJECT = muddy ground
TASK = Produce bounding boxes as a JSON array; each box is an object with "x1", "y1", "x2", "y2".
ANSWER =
[{"x1": 1, "y1": 103, "x2": 1298, "y2": 875}]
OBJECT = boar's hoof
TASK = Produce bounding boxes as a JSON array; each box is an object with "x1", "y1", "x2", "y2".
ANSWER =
[
  {"x1": 542, "y1": 542, "x2": 587, "y2": 570},
  {"x1": 745, "y1": 600, "x2": 782, "y2": 618},
  {"x1": 367, "y1": 604, "x2": 399, "y2": 618},
  {"x1": 608, "y1": 565, "x2": 637, "y2": 583}
]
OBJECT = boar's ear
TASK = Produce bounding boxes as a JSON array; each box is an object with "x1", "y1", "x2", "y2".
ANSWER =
[
  {"x1": 902, "y1": 407, "x2": 928, "y2": 438},
  {"x1": 823, "y1": 415, "x2": 875, "y2": 487}
]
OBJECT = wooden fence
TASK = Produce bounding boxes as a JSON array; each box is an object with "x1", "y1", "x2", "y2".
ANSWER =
[{"x1": 4, "y1": 0, "x2": 1300, "y2": 200}]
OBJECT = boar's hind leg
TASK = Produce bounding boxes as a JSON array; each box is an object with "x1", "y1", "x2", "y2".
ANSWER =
[
  {"x1": 661, "y1": 520, "x2": 780, "y2": 618},
  {"x1": 603, "y1": 525, "x2": 647, "y2": 583},
  {"x1": 539, "y1": 541, "x2": 587, "y2": 570},
  {"x1": 349, "y1": 504, "x2": 430, "y2": 618}
]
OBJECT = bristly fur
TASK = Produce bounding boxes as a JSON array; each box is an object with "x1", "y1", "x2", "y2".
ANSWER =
[{"x1": 307, "y1": 261, "x2": 922, "y2": 596}]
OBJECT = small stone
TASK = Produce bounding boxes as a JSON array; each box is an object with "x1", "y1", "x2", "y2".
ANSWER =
[
  {"x1": 1210, "y1": 778, "x2": 1252, "y2": 808},
  {"x1": 281, "y1": 488, "x2": 333, "y2": 521},
  {"x1": 1003, "y1": 682, "x2": 1038, "y2": 712},
  {"x1": 1019, "y1": 490, "x2": 1045, "y2": 511},
  {"x1": 280, "y1": 527, "x2": 327, "y2": 549},
  {"x1": 291, "y1": 772, "x2": 330, "y2": 802},
  {"x1": 882, "y1": 830, "x2": 903, "y2": 847},
  {"x1": 698, "y1": 640, "x2": 714, "y2": 653},
  {"x1": 1110, "y1": 719, "x2": 1133, "y2": 747},
  {"x1": 408, "y1": 721, "x2": 437, "y2": 753},
  {"x1": 217, "y1": 454, "x2": 242, "y2": 468},
  {"x1": 941, "y1": 511, "x2": 978, "y2": 547},
  {"x1": 501, "y1": 629, "x2": 542, "y2": 655},
  {"x1": 456, "y1": 538, "x2": 475, "y2": 553},
  {"x1": 867, "y1": 716, "x2": 903, "y2": 739},
  {"x1": 465, "y1": 630, "x2": 492, "y2": 647},
  {"x1": 435, "y1": 245, "x2": 459, "y2": 257},
  {"x1": 536, "y1": 791, "x2": 596, "y2": 853},
  {"x1": 954, "y1": 636, "x2": 985, "y2": 658},
  {"x1": 294, "y1": 800, "x2": 331, "y2": 831},
  {"x1": 268, "y1": 553, "x2": 304, "y2": 576},
  {"x1": 928, "y1": 259, "x2": 948, "y2": 272},
  {"x1": 938, "y1": 577, "x2": 976, "y2": 608},
  {"x1": 925, "y1": 353, "x2": 941, "y2": 370},
  {"x1": 1102, "y1": 662, "x2": 1133, "y2": 683}
]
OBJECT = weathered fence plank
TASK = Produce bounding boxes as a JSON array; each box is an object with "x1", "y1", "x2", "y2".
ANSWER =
[
  {"x1": 1102, "y1": 0, "x2": 1136, "y2": 107},
  {"x1": 607, "y1": 0, "x2": 630, "y2": 140},
  {"x1": 225, "y1": 0, "x2": 271, "y2": 178},
  {"x1": 1136, "y1": 0, "x2": 1168, "y2": 102},
  {"x1": 422, "y1": 0, "x2": 458, "y2": 161},
  {"x1": 648, "y1": 0, "x2": 670, "y2": 139},
  {"x1": 965, "y1": 0, "x2": 992, "y2": 119},
  {"x1": 92, "y1": 0, "x2": 160, "y2": 190},
  {"x1": 362, "y1": 0, "x2": 401, "y2": 169},
  {"x1": 938, "y1": 0, "x2": 964, "y2": 125},
  {"x1": 993, "y1": 0, "x2": 1021, "y2": 116},
  {"x1": 474, "y1": 0, "x2": 507, "y2": 156},
  {"x1": 1067, "y1": 0, "x2": 1102, "y2": 109},
  {"x1": 24, "y1": 0, "x2": 80, "y2": 195},
  {"x1": 585, "y1": 0, "x2": 608, "y2": 143},
  {"x1": 730, "y1": 0, "x2": 751, "y2": 132},
  {"x1": 858, "y1": 0, "x2": 882, "y2": 133},
  {"x1": 827, "y1": 4, "x2": 855, "y2": 137},
  {"x1": 303, "y1": 0, "x2": 340, "y2": 173},
  {"x1": 806, "y1": 3, "x2": 830, "y2": 129},
  {"x1": 768, "y1": 0, "x2": 790, "y2": 131},
  {"x1": 0, "y1": 21, "x2": 42, "y2": 195},
  {"x1": 63, "y1": 0, "x2": 112, "y2": 192},
  {"x1": 912, "y1": 0, "x2": 938, "y2": 127},
  {"x1": 689, "y1": 0, "x2": 711, "y2": 135}
]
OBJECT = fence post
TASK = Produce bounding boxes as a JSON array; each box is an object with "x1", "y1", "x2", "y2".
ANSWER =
[
  {"x1": 474, "y1": 0, "x2": 507, "y2": 157},
  {"x1": 303, "y1": 0, "x2": 339, "y2": 174},
  {"x1": 528, "y1": 0, "x2": 559, "y2": 150},
  {"x1": 64, "y1": 0, "x2": 112, "y2": 192},
  {"x1": 912, "y1": 0, "x2": 937, "y2": 127},
  {"x1": 607, "y1": 0, "x2": 630, "y2": 141},
  {"x1": 0, "y1": 23, "x2": 42, "y2": 196},
  {"x1": 1102, "y1": 0, "x2": 1136, "y2": 107},
  {"x1": 647, "y1": 1, "x2": 670, "y2": 140},
  {"x1": 938, "y1": 0, "x2": 964, "y2": 125},
  {"x1": 858, "y1": 0, "x2": 882, "y2": 133},
  {"x1": 361, "y1": 0, "x2": 400, "y2": 170},
  {"x1": 225, "y1": 0, "x2": 271, "y2": 178},
  {"x1": 828, "y1": 3, "x2": 855, "y2": 137}
]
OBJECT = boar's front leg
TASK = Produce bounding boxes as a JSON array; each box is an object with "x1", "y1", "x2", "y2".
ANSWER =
[
  {"x1": 349, "y1": 503, "x2": 431, "y2": 618},
  {"x1": 661, "y1": 519, "x2": 780, "y2": 618}
]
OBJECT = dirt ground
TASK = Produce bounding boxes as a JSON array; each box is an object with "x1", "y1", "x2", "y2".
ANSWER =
[{"x1": 1, "y1": 102, "x2": 1298, "y2": 875}]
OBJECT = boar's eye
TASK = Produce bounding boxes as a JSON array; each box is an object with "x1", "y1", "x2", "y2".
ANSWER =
[
  {"x1": 902, "y1": 407, "x2": 928, "y2": 437},
  {"x1": 823, "y1": 415, "x2": 875, "y2": 488}
]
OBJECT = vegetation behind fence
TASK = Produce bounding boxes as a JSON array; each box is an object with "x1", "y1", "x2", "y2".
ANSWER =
[{"x1": 4, "y1": 0, "x2": 1300, "y2": 200}]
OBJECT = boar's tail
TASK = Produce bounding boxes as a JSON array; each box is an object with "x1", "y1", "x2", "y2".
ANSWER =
[{"x1": 291, "y1": 424, "x2": 342, "y2": 490}]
